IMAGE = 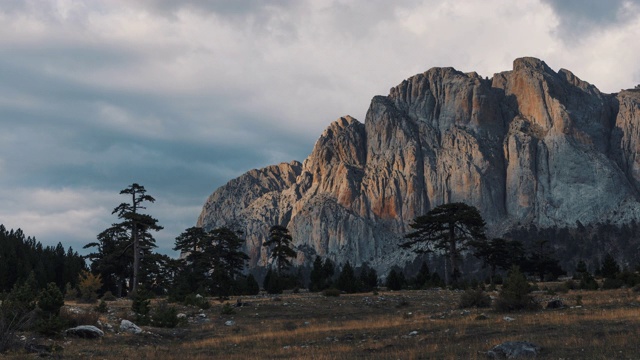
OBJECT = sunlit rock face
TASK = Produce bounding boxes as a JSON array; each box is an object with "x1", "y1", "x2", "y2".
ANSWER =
[{"x1": 197, "y1": 58, "x2": 640, "y2": 271}]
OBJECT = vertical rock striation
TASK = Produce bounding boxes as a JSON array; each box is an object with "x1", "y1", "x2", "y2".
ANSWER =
[{"x1": 197, "y1": 58, "x2": 640, "y2": 271}]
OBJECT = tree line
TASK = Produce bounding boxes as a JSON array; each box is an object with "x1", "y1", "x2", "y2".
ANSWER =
[
  {"x1": 5, "y1": 183, "x2": 640, "y2": 304},
  {"x1": 0, "y1": 225, "x2": 85, "y2": 294}
]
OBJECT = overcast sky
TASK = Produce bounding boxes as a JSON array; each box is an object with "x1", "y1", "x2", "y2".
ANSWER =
[{"x1": 1, "y1": 0, "x2": 639, "y2": 257}]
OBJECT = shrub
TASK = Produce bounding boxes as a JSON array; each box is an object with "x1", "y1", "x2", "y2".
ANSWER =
[
  {"x1": 220, "y1": 303, "x2": 236, "y2": 315},
  {"x1": 459, "y1": 288, "x2": 492, "y2": 308},
  {"x1": 152, "y1": 302, "x2": 180, "y2": 328},
  {"x1": 64, "y1": 282, "x2": 78, "y2": 301},
  {"x1": 95, "y1": 300, "x2": 108, "y2": 314},
  {"x1": 101, "y1": 291, "x2": 117, "y2": 301},
  {"x1": 322, "y1": 288, "x2": 340, "y2": 297},
  {"x1": 602, "y1": 278, "x2": 624, "y2": 290},
  {"x1": 37, "y1": 283, "x2": 64, "y2": 317},
  {"x1": 59, "y1": 307, "x2": 99, "y2": 327},
  {"x1": 0, "y1": 306, "x2": 34, "y2": 352},
  {"x1": 131, "y1": 289, "x2": 151, "y2": 325},
  {"x1": 183, "y1": 294, "x2": 211, "y2": 310},
  {"x1": 579, "y1": 272, "x2": 599, "y2": 290},
  {"x1": 77, "y1": 271, "x2": 102, "y2": 303},
  {"x1": 494, "y1": 266, "x2": 540, "y2": 312}
]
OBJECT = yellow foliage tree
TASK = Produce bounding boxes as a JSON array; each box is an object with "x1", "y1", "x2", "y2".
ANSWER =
[{"x1": 77, "y1": 270, "x2": 102, "y2": 303}]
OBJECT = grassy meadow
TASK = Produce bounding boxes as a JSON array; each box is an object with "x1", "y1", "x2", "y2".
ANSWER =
[{"x1": 5, "y1": 285, "x2": 640, "y2": 359}]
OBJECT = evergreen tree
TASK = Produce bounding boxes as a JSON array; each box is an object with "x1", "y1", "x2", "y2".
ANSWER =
[
  {"x1": 264, "y1": 225, "x2": 297, "y2": 274},
  {"x1": 601, "y1": 253, "x2": 621, "y2": 279},
  {"x1": 336, "y1": 262, "x2": 360, "y2": 293},
  {"x1": 401, "y1": 203, "x2": 486, "y2": 283},
  {"x1": 85, "y1": 183, "x2": 162, "y2": 295},
  {"x1": 523, "y1": 239, "x2": 565, "y2": 281},
  {"x1": 0, "y1": 225, "x2": 86, "y2": 294},
  {"x1": 412, "y1": 262, "x2": 431, "y2": 289},
  {"x1": 495, "y1": 266, "x2": 539, "y2": 312},
  {"x1": 358, "y1": 263, "x2": 378, "y2": 291},
  {"x1": 207, "y1": 227, "x2": 249, "y2": 297},
  {"x1": 245, "y1": 274, "x2": 260, "y2": 295},
  {"x1": 473, "y1": 238, "x2": 525, "y2": 284},
  {"x1": 385, "y1": 269, "x2": 405, "y2": 291},
  {"x1": 263, "y1": 268, "x2": 284, "y2": 294}
]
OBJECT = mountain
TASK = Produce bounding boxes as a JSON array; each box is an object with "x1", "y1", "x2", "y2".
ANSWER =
[{"x1": 197, "y1": 57, "x2": 640, "y2": 271}]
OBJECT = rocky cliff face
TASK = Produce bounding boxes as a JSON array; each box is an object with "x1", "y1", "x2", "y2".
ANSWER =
[{"x1": 197, "y1": 58, "x2": 640, "y2": 271}]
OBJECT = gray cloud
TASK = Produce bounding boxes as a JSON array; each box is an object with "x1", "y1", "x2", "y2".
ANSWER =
[
  {"x1": 541, "y1": 0, "x2": 640, "y2": 42},
  {"x1": 0, "y1": 0, "x2": 639, "y2": 256}
]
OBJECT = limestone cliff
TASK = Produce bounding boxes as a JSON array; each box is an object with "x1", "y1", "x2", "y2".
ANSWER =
[{"x1": 197, "y1": 58, "x2": 640, "y2": 271}]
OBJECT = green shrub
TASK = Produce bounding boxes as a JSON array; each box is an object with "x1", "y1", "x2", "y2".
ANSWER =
[
  {"x1": 37, "y1": 283, "x2": 64, "y2": 317},
  {"x1": 152, "y1": 302, "x2": 180, "y2": 328},
  {"x1": 459, "y1": 288, "x2": 492, "y2": 308},
  {"x1": 131, "y1": 289, "x2": 151, "y2": 325},
  {"x1": 579, "y1": 272, "x2": 599, "y2": 290},
  {"x1": 494, "y1": 266, "x2": 540, "y2": 312},
  {"x1": 602, "y1": 278, "x2": 624, "y2": 290},
  {"x1": 101, "y1": 291, "x2": 117, "y2": 301},
  {"x1": 322, "y1": 288, "x2": 340, "y2": 297},
  {"x1": 221, "y1": 303, "x2": 236, "y2": 315},
  {"x1": 95, "y1": 300, "x2": 108, "y2": 313},
  {"x1": 183, "y1": 294, "x2": 211, "y2": 310},
  {"x1": 64, "y1": 282, "x2": 78, "y2": 301}
]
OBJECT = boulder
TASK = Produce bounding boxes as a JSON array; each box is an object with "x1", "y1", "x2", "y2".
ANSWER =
[
  {"x1": 546, "y1": 299, "x2": 565, "y2": 309},
  {"x1": 64, "y1": 325, "x2": 104, "y2": 339},
  {"x1": 486, "y1": 341, "x2": 541, "y2": 358},
  {"x1": 119, "y1": 319, "x2": 142, "y2": 334}
]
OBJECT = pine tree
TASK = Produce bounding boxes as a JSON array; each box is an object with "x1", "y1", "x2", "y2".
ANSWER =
[
  {"x1": 336, "y1": 262, "x2": 359, "y2": 293},
  {"x1": 85, "y1": 184, "x2": 162, "y2": 295},
  {"x1": 264, "y1": 225, "x2": 297, "y2": 274},
  {"x1": 601, "y1": 253, "x2": 621, "y2": 279},
  {"x1": 402, "y1": 203, "x2": 486, "y2": 283}
]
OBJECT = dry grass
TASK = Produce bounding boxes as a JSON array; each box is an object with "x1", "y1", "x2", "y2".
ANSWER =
[{"x1": 4, "y1": 287, "x2": 640, "y2": 359}]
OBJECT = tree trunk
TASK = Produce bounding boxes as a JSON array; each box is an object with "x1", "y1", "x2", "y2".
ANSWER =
[
  {"x1": 132, "y1": 221, "x2": 139, "y2": 294},
  {"x1": 449, "y1": 221, "x2": 458, "y2": 283}
]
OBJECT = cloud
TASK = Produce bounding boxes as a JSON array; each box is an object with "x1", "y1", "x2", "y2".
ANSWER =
[
  {"x1": 541, "y1": 0, "x2": 640, "y2": 42},
  {"x1": 0, "y1": 0, "x2": 639, "y2": 256}
]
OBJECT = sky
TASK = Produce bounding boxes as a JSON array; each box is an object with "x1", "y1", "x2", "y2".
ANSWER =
[{"x1": 1, "y1": 0, "x2": 639, "y2": 257}]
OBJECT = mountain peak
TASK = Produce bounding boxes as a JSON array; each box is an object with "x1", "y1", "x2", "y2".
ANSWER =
[{"x1": 198, "y1": 58, "x2": 640, "y2": 272}]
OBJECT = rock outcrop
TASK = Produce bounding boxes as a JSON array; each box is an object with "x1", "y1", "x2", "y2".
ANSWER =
[{"x1": 197, "y1": 57, "x2": 640, "y2": 271}]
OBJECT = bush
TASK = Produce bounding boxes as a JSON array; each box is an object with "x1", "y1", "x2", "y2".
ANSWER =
[
  {"x1": 459, "y1": 288, "x2": 492, "y2": 309},
  {"x1": 64, "y1": 282, "x2": 78, "y2": 301},
  {"x1": 579, "y1": 272, "x2": 599, "y2": 290},
  {"x1": 37, "y1": 283, "x2": 64, "y2": 317},
  {"x1": 322, "y1": 288, "x2": 340, "y2": 297},
  {"x1": 183, "y1": 294, "x2": 211, "y2": 310},
  {"x1": 101, "y1": 291, "x2": 117, "y2": 301},
  {"x1": 151, "y1": 302, "x2": 180, "y2": 328},
  {"x1": 602, "y1": 278, "x2": 624, "y2": 290},
  {"x1": 95, "y1": 300, "x2": 108, "y2": 314},
  {"x1": 77, "y1": 271, "x2": 102, "y2": 304},
  {"x1": 220, "y1": 303, "x2": 235, "y2": 315},
  {"x1": 494, "y1": 266, "x2": 540, "y2": 312},
  {"x1": 59, "y1": 307, "x2": 99, "y2": 327},
  {"x1": 131, "y1": 289, "x2": 151, "y2": 325}
]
